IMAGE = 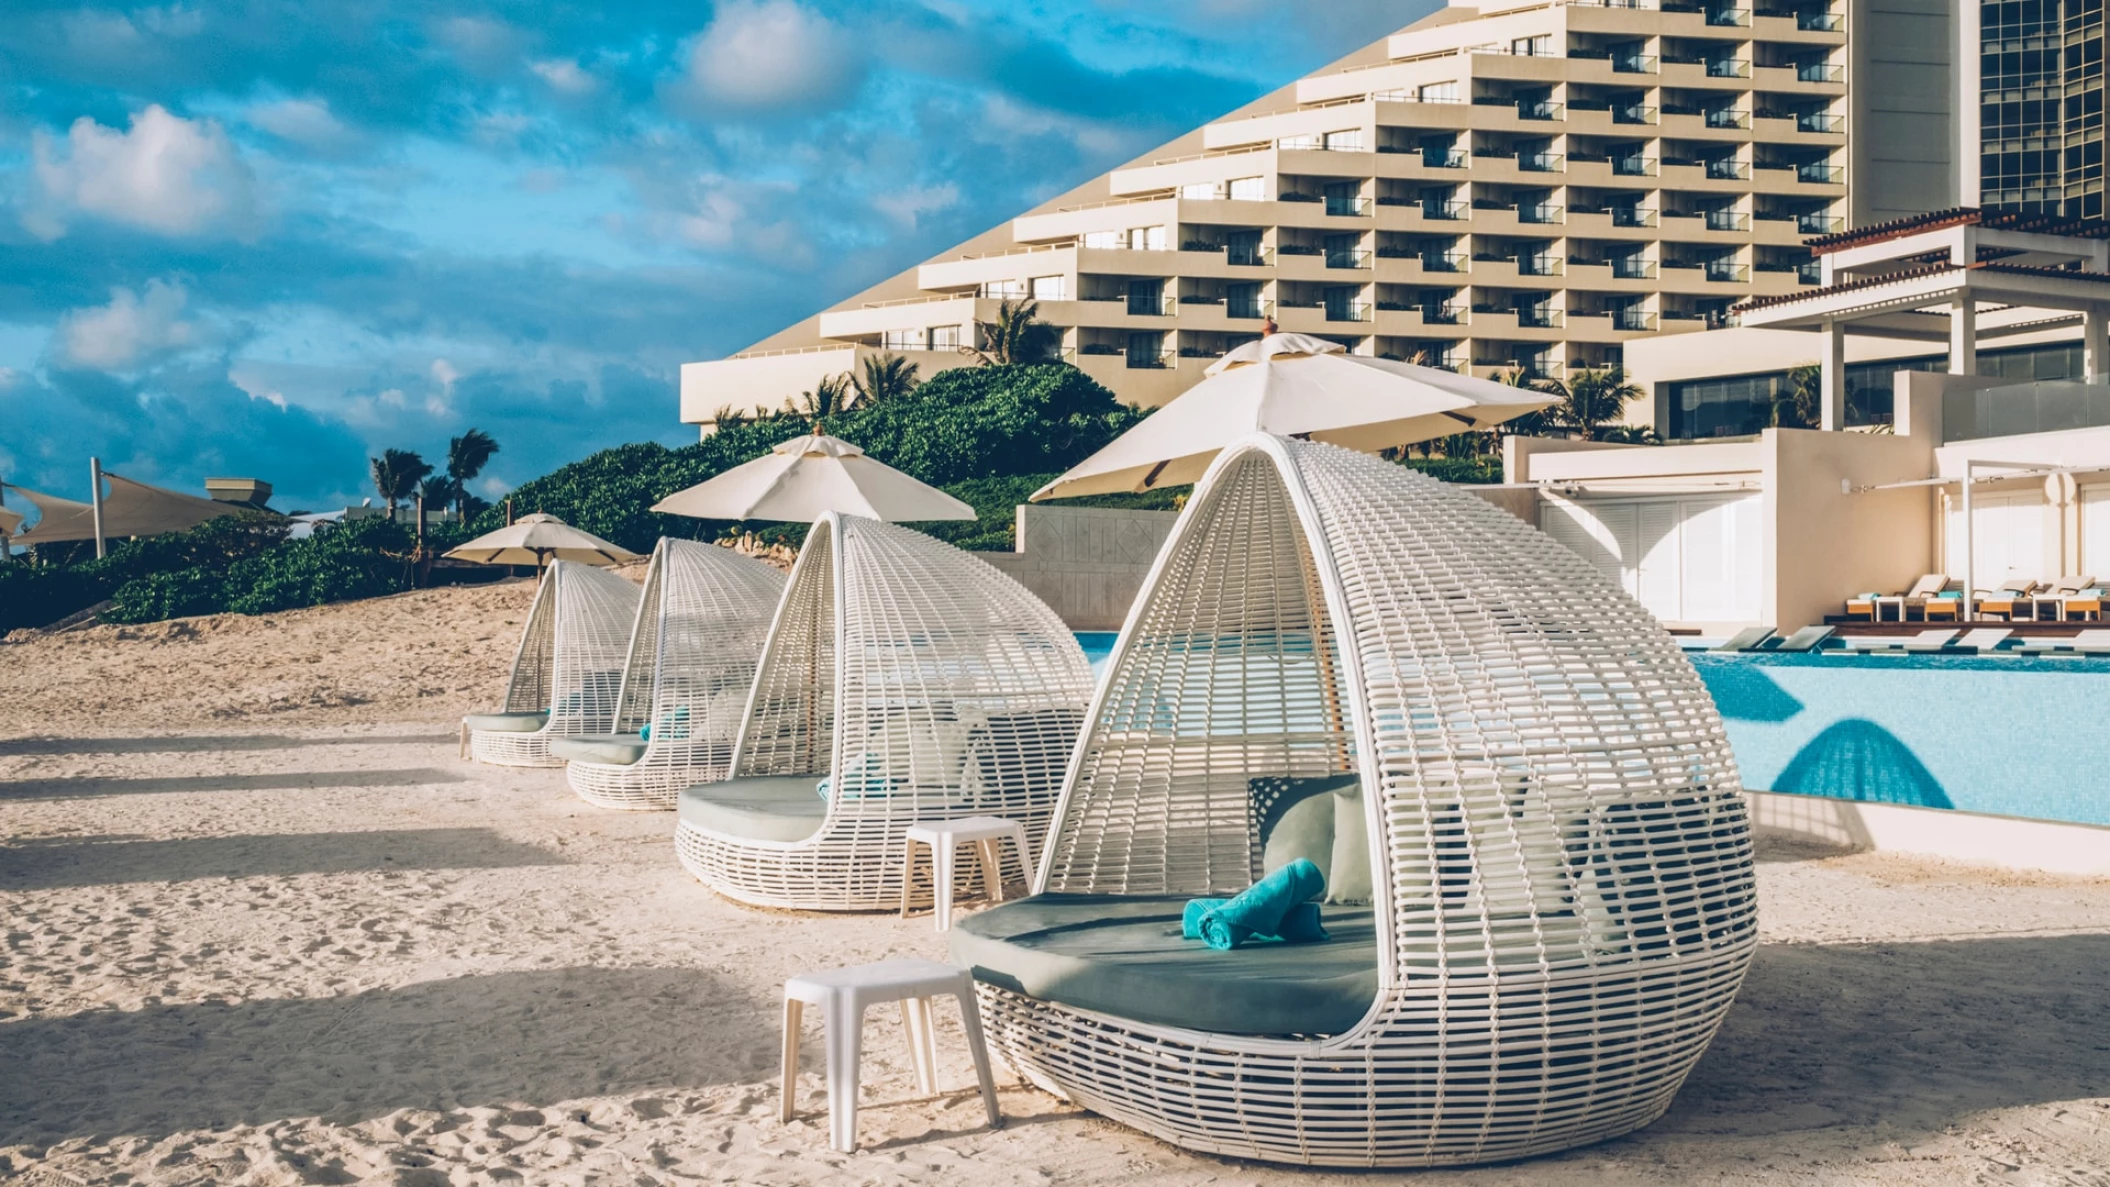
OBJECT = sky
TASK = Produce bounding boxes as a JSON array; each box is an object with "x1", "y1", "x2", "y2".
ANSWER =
[{"x1": 0, "y1": 0, "x2": 1433, "y2": 512}]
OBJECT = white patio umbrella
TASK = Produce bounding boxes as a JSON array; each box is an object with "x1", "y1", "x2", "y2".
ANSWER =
[
  {"x1": 444, "y1": 513, "x2": 640, "y2": 568},
  {"x1": 651, "y1": 429, "x2": 975, "y2": 523},
  {"x1": 1030, "y1": 333, "x2": 1556, "y2": 501}
]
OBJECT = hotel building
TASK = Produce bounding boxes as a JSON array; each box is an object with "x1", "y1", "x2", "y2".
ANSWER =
[{"x1": 681, "y1": 0, "x2": 1936, "y2": 427}]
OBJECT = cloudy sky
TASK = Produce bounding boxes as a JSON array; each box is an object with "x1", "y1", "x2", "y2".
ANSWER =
[{"x1": 0, "y1": 1, "x2": 1430, "y2": 511}]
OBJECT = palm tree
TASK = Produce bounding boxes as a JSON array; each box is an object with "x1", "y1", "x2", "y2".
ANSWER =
[
  {"x1": 791, "y1": 373, "x2": 854, "y2": 421},
  {"x1": 1537, "y1": 367, "x2": 1645, "y2": 441},
  {"x1": 370, "y1": 449, "x2": 433, "y2": 514},
  {"x1": 974, "y1": 298, "x2": 1059, "y2": 365},
  {"x1": 417, "y1": 474, "x2": 461, "y2": 514},
  {"x1": 1769, "y1": 363, "x2": 1822, "y2": 429},
  {"x1": 851, "y1": 353, "x2": 920, "y2": 406},
  {"x1": 445, "y1": 429, "x2": 499, "y2": 516}
]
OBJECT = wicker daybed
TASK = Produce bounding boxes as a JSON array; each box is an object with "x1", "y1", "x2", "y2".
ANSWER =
[
  {"x1": 674, "y1": 512, "x2": 1093, "y2": 911},
  {"x1": 463, "y1": 560, "x2": 641, "y2": 768},
  {"x1": 559, "y1": 538, "x2": 787, "y2": 810},
  {"x1": 951, "y1": 434, "x2": 1758, "y2": 1168}
]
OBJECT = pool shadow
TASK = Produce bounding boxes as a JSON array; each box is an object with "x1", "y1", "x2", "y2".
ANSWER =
[
  {"x1": 1774, "y1": 718, "x2": 1952, "y2": 809},
  {"x1": 1656, "y1": 932, "x2": 2110, "y2": 1140},
  {"x1": 0, "y1": 734, "x2": 453, "y2": 757},
  {"x1": 0, "y1": 967, "x2": 773, "y2": 1148},
  {"x1": 0, "y1": 768, "x2": 468, "y2": 801},
  {"x1": 0, "y1": 829, "x2": 565, "y2": 890},
  {"x1": 1693, "y1": 659, "x2": 1805, "y2": 723}
]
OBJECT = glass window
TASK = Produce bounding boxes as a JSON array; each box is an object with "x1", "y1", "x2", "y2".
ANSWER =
[
  {"x1": 1083, "y1": 230, "x2": 1120, "y2": 249},
  {"x1": 929, "y1": 325, "x2": 960, "y2": 351},
  {"x1": 1180, "y1": 182, "x2": 1219, "y2": 200},
  {"x1": 1227, "y1": 176, "x2": 1266, "y2": 201},
  {"x1": 982, "y1": 279, "x2": 1027, "y2": 299},
  {"x1": 1417, "y1": 81, "x2": 1460, "y2": 104},
  {"x1": 881, "y1": 329, "x2": 925, "y2": 351},
  {"x1": 1029, "y1": 275, "x2": 1068, "y2": 300}
]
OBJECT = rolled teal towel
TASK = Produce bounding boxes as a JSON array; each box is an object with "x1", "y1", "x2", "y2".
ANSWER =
[
  {"x1": 1191, "y1": 858, "x2": 1328, "y2": 950},
  {"x1": 1181, "y1": 898, "x2": 1329, "y2": 944}
]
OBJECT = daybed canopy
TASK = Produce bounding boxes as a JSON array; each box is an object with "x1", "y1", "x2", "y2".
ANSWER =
[
  {"x1": 561, "y1": 538, "x2": 787, "y2": 810},
  {"x1": 463, "y1": 560, "x2": 642, "y2": 767},
  {"x1": 952, "y1": 434, "x2": 1757, "y2": 1168},
  {"x1": 675, "y1": 512, "x2": 1093, "y2": 911}
]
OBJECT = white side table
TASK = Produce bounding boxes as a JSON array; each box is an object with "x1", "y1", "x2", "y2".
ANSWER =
[
  {"x1": 780, "y1": 958, "x2": 1002, "y2": 1152},
  {"x1": 900, "y1": 816, "x2": 1031, "y2": 931}
]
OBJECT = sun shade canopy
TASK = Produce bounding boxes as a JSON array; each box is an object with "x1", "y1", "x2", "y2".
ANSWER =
[
  {"x1": 5, "y1": 473, "x2": 244, "y2": 545},
  {"x1": 1031, "y1": 333, "x2": 1553, "y2": 501},
  {"x1": 445, "y1": 513, "x2": 640, "y2": 567},
  {"x1": 651, "y1": 430, "x2": 975, "y2": 523}
]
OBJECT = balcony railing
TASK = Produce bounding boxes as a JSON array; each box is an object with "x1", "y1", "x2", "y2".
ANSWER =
[
  {"x1": 1125, "y1": 295, "x2": 1176, "y2": 316},
  {"x1": 1518, "y1": 99, "x2": 1564, "y2": 120},
  {"x1": 1277, "y1": 244, "x2": 1322, "y2": 256},
  {"x1": 1614, "y1": 104, "x2": 1659, "y2": 125},
  {"x1": 1705, "y1": 108, "x2": 1751, "y2": 129},
  {"x1": 1705, "y1": 210, "x2": 1750, "y2": 231},
  {"x1": 1613, "y1": 309, "x2": 1657, "y2": 331},
  {"x1": 1519, "y1": 151, "x2": 1565, "y2": 172},
  {"x1": 1797, "y1": 260, "x2": 1823, "y2": 284},
  {"x1": 1706, "y1": 158, "x2": 1750, "y2": 180},
  {"x1": 1614, "y1": 53, "x2": 1659, "y2": 73},
  {"x1": 1798, "y1": 162, "x2": 1844, "y2": 183},
  {"x1": 1519, "y1": 202, "x2": 1564, "y2": 224},
  {"x1": 1226, "y1": 245, "x2": 1272, "y2": 266},
  {"x1": 1706, "y1": 58, "x2": 1751, "y2": 77},
  {"x1": 1420, "y1": 303, "x2": 1465, "y2": 325},
  {"x1": 1796, "y1": 212, "x2": 1842, "y2": 233},
  {"x1": 1796, "y1": 111, "x2": 1844, "y2": 133},
  {"x1": 1125, "y1": 349, "x2": 1175, "y2": 370},
  {"x1": 1519, "y1": 254, "x2": 1565, "y2": 276},
  {"x1": 1325, "y1": 302, "x2": 1371, "y2": 323},
  {"x1": 1612, "y1": 257, "x2": 1657, "y2": 279},
  {"x1": 1797, "y1": 10, "x2": 1842, "y2": 31},
  {"x1": 1420, "y1": 251, "x2": 1468, "y2": 272},
  {"x1": 1326, "y1": 249, "x2": 1372, "y2": 269},
  {"x1": 1422, "y1": 199, "x2": 1469, "y2": 220},
  {"x1": 1796, "y1": 61, "x2": 1844, "y2": 83},
  {"x1": 1516, "y1": 307, "x2": 1564, "y2": 328},
  {"x1": 1613, "y1": 154, "x2": 1659, "y2": 176},
  {"x1": 1705, "y1": 260, "x2": 1749, "y2": 282},
  {"x1": 1226, "y1": 299, "x2": 1271, "y2": 319},
  {"x1": 1706, "y1": 6, "x2": 1750, "y2": 24},
  {"x1": 1422, "y1": 146, "x2": 1468, "y2": 168},
  {"x1": 1611, "y1": 206, "x2": 1659, "y2": 227},
  {"x1": 1325, "y1": 196, "x2": 1372, "y2": 216}
]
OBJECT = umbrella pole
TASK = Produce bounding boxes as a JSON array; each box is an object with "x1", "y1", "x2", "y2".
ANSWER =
[{"x1": 90, "y1": 456, "x2": 107, "y2": 561}]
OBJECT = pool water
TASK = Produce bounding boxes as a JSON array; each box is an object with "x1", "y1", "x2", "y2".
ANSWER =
[{"x1": 1076, "y1": 631, "x2": 1117, "y2": 680}]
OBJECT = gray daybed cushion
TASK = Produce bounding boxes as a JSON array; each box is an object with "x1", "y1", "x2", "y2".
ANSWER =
[
  {"x1": 549, "y1": 733, "x2": 648, "y2": 766},
  {"x1": 463, "y1": 711, "x2": 550, "y2": 733},
  {"x1": 679, "y1": 775, "x2": 828, "y2": 843},
  {"x1": 950, "y1": 893, "x2": 1379, "y2": 1036}
]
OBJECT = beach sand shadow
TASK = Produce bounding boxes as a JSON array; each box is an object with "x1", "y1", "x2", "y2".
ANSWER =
[
  {"x1": 1654, "y1": 933, "x2": 2110, "y2": 1140},
  {"x1": 0, "y1": 828, "x2": 565, "y2": 890},
  {"x1": 0, "y1": 734, "x2": 453, "y2": 757},
  {"x1": 0, "y1": 967, "x2": 769, "y2": 1148},
  {"x1": 0, "y1": 768, "x2": 468, "y2": 801}
]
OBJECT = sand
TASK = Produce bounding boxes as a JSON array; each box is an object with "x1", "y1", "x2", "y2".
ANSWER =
[{"x1": 2, "y1": 584, "x2": 2108, "y2": 1186}]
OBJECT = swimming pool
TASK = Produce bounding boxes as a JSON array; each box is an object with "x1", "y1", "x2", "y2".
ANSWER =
[{"x1": 1076, "y1": 631, "x2": 1117, "y2": 680}]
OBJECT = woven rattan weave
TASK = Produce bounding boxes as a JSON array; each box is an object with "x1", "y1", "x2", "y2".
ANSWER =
[
  {"x1": 466, "y1": 560, "x2": 641, "y2": 768},
  {"x1": 566, "y1": 539, "x2": 787, "y2": 809},
  {"x1": 977, "y1": 434, "x2": 1757, "y2": 1167},
  {"x1": 675, "y1": 513, "x2": 1094, "y2": 911}
]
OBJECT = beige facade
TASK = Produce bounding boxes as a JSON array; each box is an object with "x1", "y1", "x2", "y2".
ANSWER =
[{"x1": 682, "y1": 0, "x2": 1866, "y2": 427}]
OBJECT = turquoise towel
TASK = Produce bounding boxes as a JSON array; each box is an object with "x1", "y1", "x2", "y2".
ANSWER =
[
  {"x1": 1189, "y1": 859, "x2": 1328, "y2": 950},
  {"x1": 1181, "y1": 898, "x2": 1329, "y2": 944}
]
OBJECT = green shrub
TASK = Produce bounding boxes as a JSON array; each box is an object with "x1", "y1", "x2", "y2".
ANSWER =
[
  {"x1": 3, "y1": 512, "x2": 290, "y2": 632},
  {"x1": 924, "y1": 473, "x2": 1187, "y2": 553}
]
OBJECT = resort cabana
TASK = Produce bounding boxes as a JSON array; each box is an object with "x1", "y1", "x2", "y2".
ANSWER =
[
  {"x1": 463, "y1": 560, "x2": 642, "y2": 767},
  {"x1": 675, "y1": 512, "x2": 1093, "y2": 912},
  {"x1": 950, "y1": 434, "x2": 1758, "y2": 1168},
  {"x1": 561, "y1": 539, "x2": 787, "y2": 810}
]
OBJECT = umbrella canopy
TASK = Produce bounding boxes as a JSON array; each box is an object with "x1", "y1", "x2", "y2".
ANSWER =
[
  {"x1": 444, "y1": 513, "x2": 640, "y2": 567},
  {"x1": 1030, "y1": 333, "x2": 1555, "y2": 501},
  {"x1": 651, "y1": 430, "x2": 975, "y2": 523}
]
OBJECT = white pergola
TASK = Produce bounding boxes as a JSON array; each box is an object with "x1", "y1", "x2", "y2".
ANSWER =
[{"x1": 1736, "y1": 209, "x2": 2110, "y2": 430}]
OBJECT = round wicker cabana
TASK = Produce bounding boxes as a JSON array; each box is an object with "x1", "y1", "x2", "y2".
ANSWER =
[
  {"x1": 563, "y1": 539, "x2": 787, "y2": 810},
  {"x1": 674, "y1": 512, "x2": 1093, "y2": 912},
  {"x1": 464, "y1": 560, "x2": 641, "y2": 768},
  {"x1": 955, "y1": 434, "x2": 1757, "y2": 1168}
]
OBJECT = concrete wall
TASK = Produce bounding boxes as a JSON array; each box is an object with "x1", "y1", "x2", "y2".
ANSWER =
[
  {"x1": 1851, "y1": 0, "x2": 1958, "y2": 226},
  {"x1": 1763, "y1": 427, "x2": 1935, "y2": 628},
  {"x1": 975, "y1": 504, "x2": 1179, "y2": 631}
]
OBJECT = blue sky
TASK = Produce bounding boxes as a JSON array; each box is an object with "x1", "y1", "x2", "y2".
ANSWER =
[{"x1": 0, "y1": 0, "x2": 1430, "y2": 511}]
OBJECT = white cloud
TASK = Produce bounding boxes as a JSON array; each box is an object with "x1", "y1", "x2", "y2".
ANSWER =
[
  {"x1": 28, "y1": 105, "x2": 259, "y2": 240},
  {"x1": 56, "y1": 280, "x2": 201, "y2": 372},
  {"x1": 531, "y1": 59, "x2": 597, "y2": 95},
  {"x1": 245, "y1": 97, "x2": 356, "y2": 150},
  {"x1": 681, "y1": 1, "x2": 866, "y2": 113},
  {"x1": 872, "y1": 183, "x2": 960, "y2": 229}
]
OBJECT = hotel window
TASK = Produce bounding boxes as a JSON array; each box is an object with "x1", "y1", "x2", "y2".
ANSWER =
[
  {"x1": 1511, "y1": 35, "x2": 1552, "y2": 57},
  {"x1": 1180, "y1": 182, "x2": 1219, "y2": 200},
  {"x1": 1227, "y1": 176, "x2": 1266, "y2": 201},
  {"x1": 929, "y1": 325, "x2": 961, "y2": 351},
  {"x1": 881, "y1": 329, "x2": 925, "y2": 351},
  {"x1": 1030, "y1": 275, "x2": 1068, "y2": 300},
  {"x1": 1127, "y1": 225, "x2": 1168, "y2": 251},
  {"x1": 982, "y1": 279, "x2": 1027, "y2": 299},
  {"x1": 1322, "y1": 129, "x2": 1366, "y2": 152},
  {"x1": 1418, "y1": 81, "x2": 1460, "y2": 104},
  {"x1": 1083, "y1": 230, "x2": 1121, "y2": 249}
]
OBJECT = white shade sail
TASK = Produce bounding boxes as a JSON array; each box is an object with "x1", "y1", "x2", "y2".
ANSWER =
[
  {"x1": 1030, "y1": 333, "x2": 1554, "y2": 501},
  {"x1": 444, "y1": 513, "x2": 640, "y2": 567},
  {"x1": 0, "y1": 504, "x2": 21, "y2": 536},
  {"x1": 5, "y1": 473, "x2": 242, "y2": 545},
  {"x1": 651, "y1": 430, "x2": 974, "y2": 523}
]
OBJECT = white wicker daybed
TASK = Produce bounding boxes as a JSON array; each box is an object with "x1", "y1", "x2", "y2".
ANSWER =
[
  {"x1": 950, "y1": 434, "x2": 1758, "y2": 1168},
  {"x1": 560, "y1": 539, "x2": 786, "y2": 810},
  {"x1": 674, "y1": 512, "x2": 1094, "y2": 911},
  {"x1": 463, "y1": 560, "x2": 641, "y2": 768}
]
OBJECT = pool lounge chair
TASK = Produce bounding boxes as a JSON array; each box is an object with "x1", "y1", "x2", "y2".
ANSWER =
[
  {"x1": 464, "y1": 560, "x2": 641, "y2": 767},
  {"x1": 1950, "y1": 627, "x2": 2012, "y2": 654},
  {"x1": 2018, "y1": 628, "x2": 2110, "y2": 655},
  {"x1": 673, "y1": 513, "x2": 1094, "y2": 912},
  {"x1": 1841, "y1": 629, "x2": 1957, "y2": 653},
  {"x1": 1854, "y1": 574, "x2": 1951, "y2": 623},
  {"x1": 1773, "y1": 625, "x2": 1835, "y2": 652},
  {"x1": 1973, "y1": 577, "x2": 2042, "y2": 621},
  {"x1": 559, "y1": 539, "x2": 786, "y2": 811},
  {"x1": 1711, "y1": 626, "x2": 1775, "y2": 652},
  {"x1": 953, "y1": 435, "x2": 1757, "y2": 1169},
  {"x1": 2032, "y1": 575, "x2": 2099, "y2": 621}
]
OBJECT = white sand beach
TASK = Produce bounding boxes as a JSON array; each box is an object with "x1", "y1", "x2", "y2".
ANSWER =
[{"x1": 3, "y1": 583, "x2": 2108, "y2": 1186}]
